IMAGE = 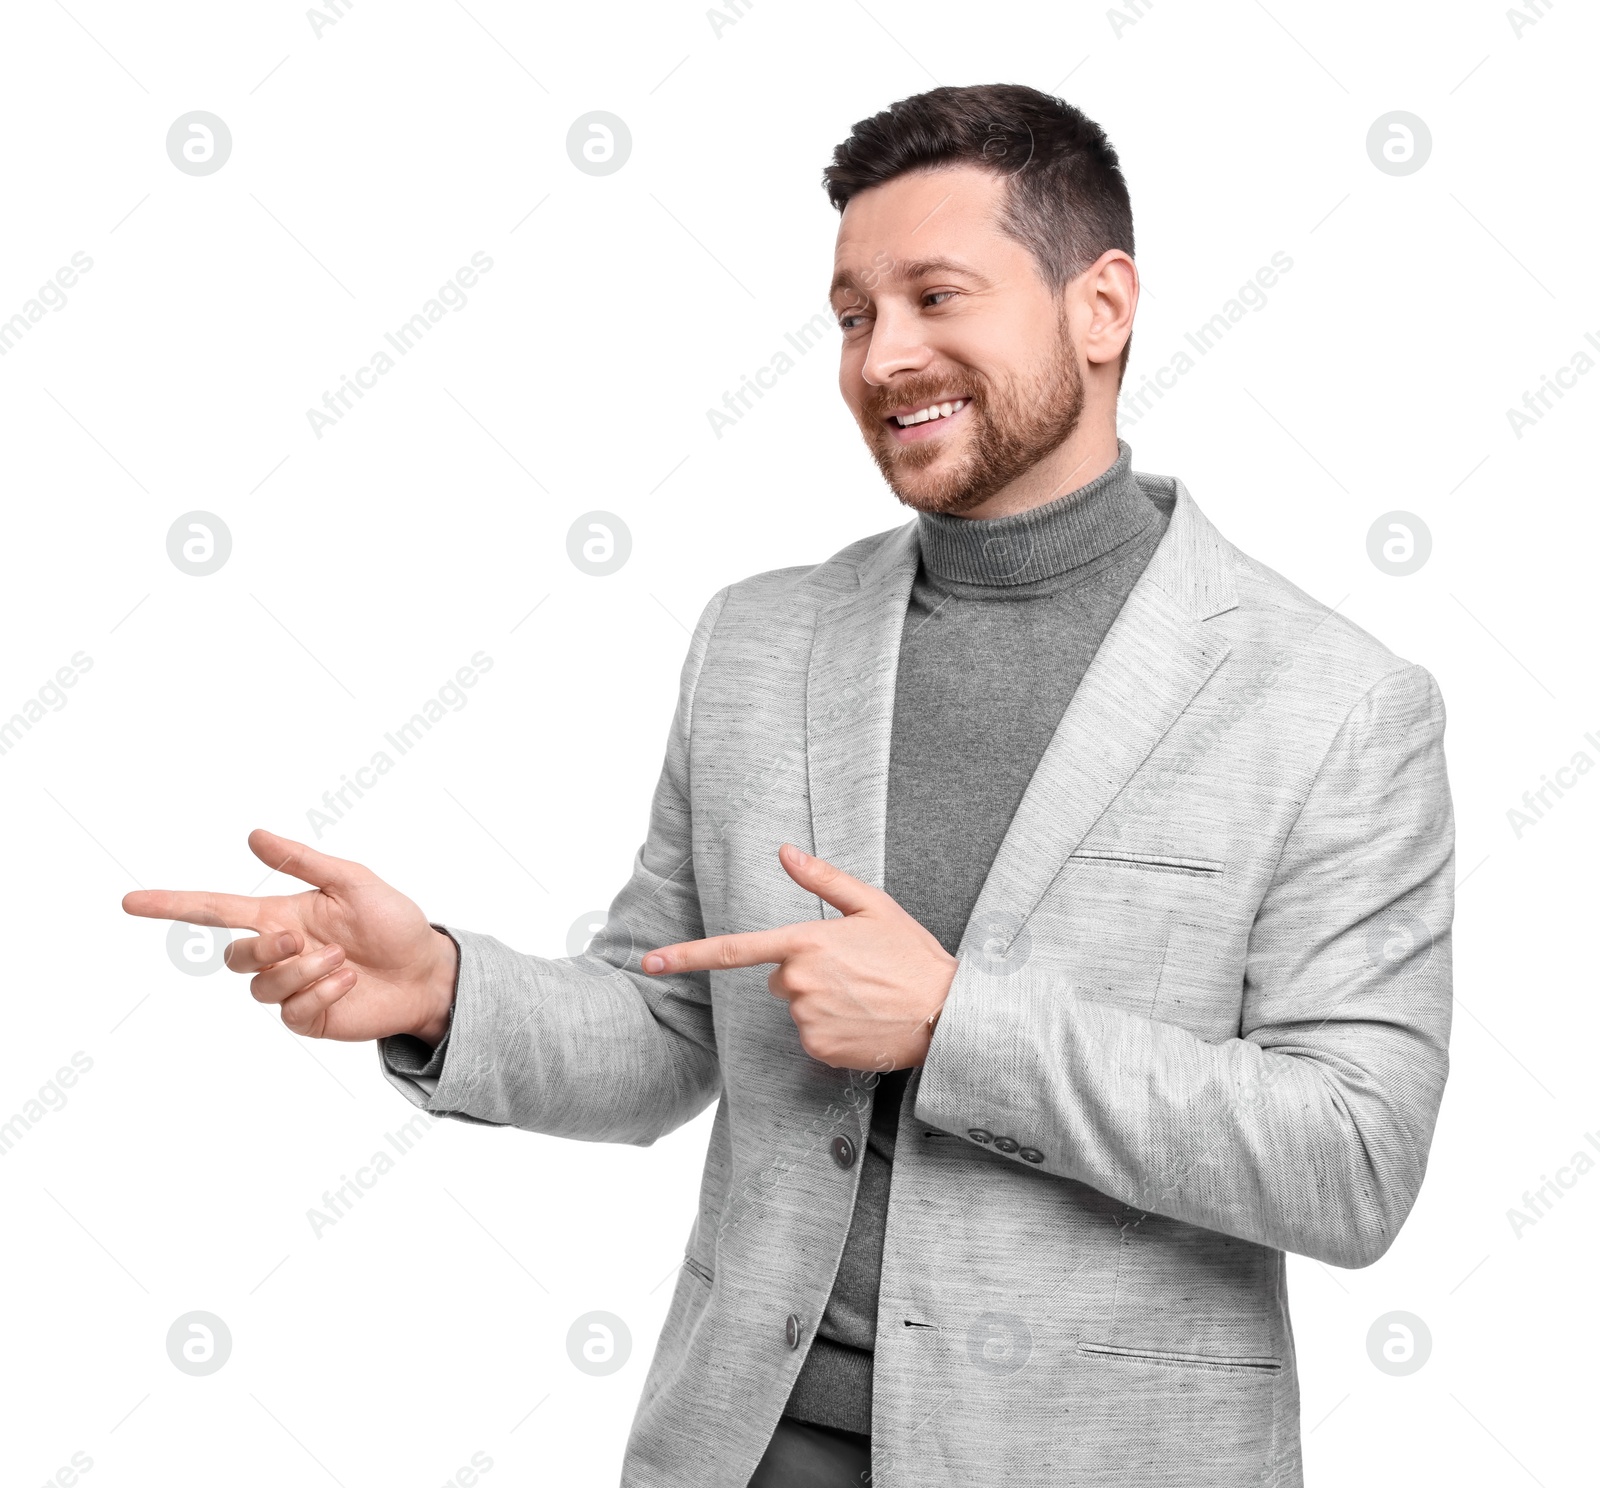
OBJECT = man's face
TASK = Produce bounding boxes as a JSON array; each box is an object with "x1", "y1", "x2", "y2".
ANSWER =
[{"x1": 831, "y1": 164, "x2": 1085, "y2": 517}]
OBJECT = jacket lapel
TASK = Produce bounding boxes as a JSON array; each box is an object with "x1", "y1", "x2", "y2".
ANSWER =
[
  {"x1": 803, "y1": 521, "x2": 922, "y2": 1128},
  {"x1": 958, "y1": 477, "x2": 1237, "y2": 957},
  {"x1": 804, "y1": 519, "x2": 922, "y2": 901}
]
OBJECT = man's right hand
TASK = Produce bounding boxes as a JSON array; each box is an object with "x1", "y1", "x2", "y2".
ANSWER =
[{"x1": 122, "y1": 828, "x2": 458, "y2": 1045}]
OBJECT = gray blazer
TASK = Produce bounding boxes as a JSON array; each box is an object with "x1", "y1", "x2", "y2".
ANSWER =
[{"x1": 383, "y1": 471, "x2": 1454, "y2": 1488}]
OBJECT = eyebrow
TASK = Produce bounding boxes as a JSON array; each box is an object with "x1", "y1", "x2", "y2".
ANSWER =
[{"x1": 829, "y1": 255, "x2": 987, "y2": 300}]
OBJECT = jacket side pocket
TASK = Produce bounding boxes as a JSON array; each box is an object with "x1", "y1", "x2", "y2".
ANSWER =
[{"x1": 1078, "y1": 1341, "x2": 1281, "y2": 1373}]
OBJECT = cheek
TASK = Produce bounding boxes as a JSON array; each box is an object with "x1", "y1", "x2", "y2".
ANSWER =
[
  {"x1": 838, "y1": 349, "x2": 868, "y2": 404},
  {"x1": 954, "y1": 316, "x2": 1048, "y2": 382}
]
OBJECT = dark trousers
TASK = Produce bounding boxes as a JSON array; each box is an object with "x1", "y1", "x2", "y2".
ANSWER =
[{"x1": 745, "y1": 1415, "x2": 872, "y2": 1487}]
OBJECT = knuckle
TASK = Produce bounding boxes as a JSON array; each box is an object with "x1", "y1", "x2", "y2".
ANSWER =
[
  {"x1": 317, "y1": 967, "x2": 354, "y2": 1004},
  {"x1": 792, "y1": 1015, "x2": 839, "y2": 1066},
  {"x1": 305, "y1": 960, "x2": 347, "y2": 998},
  {"x1": 807, "y1": 1036, "x2": 841, "y2": 1067},
  {"x1": 301, "y1": 973, "x2": 332, "y2": 1008}
]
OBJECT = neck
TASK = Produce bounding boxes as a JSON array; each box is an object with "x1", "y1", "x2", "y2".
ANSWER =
[
  {"x1": 915, "y1": 438, "x2": 1150, "y2": 587},
  {"x1": 956, "y1": 417, "x2": 1121, "y2": 521}
]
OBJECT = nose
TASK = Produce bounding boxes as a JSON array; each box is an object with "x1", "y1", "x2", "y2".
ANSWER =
[{"x1": 860, "y1": 302, "x2": 933, "y2": 387}]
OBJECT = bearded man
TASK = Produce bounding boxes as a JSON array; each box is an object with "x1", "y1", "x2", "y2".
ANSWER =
[{"x1": 125, "y1": 82, "x2": 1454, "y2": 1488}]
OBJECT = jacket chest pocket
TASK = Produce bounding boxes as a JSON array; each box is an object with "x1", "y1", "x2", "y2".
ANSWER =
[
  {"x1": 1021, "y1": 852, "x2": 1241, "y2": 1034},
  {"x1": 1066, "y1": 848, "x2": 1224, "y2": 878}
]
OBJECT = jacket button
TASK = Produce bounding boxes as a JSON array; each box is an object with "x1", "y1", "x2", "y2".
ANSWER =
[
  {"x1": 831, "y1": 1135, "x2": 856, "y2": 1168},
  {"x1": 1019, "y1": 1146, "x2": 1044, "y2": 1163},
  {"x1": 967, "y1": 1128, "x2": 993, "y2": 1144},
  {"x1": 785, "y1": 1313, "x2": 802, "y2": 1349},
  {"x1": 993, "y1": 1135, "x2": 1019, "y2": 1154}
]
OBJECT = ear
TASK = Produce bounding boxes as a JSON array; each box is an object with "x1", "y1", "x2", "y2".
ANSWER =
[{"x1": 1077, "y1": 249, "x2": 1138, "y2": 375}]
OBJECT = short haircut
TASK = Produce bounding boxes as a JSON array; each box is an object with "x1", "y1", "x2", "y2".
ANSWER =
[{"x1": 823, "y1": 83, "x2": 1136, "y2": 379}]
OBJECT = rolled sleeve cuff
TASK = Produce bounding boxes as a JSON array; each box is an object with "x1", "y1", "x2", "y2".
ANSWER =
[{"x1": 376, "y1": 923, "x2": 505, "y2": 1127}]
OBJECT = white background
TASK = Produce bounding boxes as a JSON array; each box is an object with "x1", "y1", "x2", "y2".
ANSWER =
[{"x1": 1, "y1": 1, "x2": 1595, "y2": 1484}]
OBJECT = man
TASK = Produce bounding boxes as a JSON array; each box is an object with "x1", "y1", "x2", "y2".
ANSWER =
[{"x1": 123, "y1": 84, "x2": 1453, "y2": 1488}]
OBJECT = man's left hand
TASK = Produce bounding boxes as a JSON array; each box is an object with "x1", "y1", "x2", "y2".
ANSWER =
[{"x1": 641, "y1": 843, "x2": 958, "y2": 1072}]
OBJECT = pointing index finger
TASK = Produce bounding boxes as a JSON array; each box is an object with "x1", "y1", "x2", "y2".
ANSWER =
[
  {"x1": 121, "y1": 888, "x2": 268, "y2": 931},
  {"x1": 643, "y1": 925, "x2": 806, "y2": 975}
]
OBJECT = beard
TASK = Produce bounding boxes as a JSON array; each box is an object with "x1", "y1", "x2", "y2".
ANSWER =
[{"x1": 854, "y1": 311, "x2": 1085, "y2": 517}]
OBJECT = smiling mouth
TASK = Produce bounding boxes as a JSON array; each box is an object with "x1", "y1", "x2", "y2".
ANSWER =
[
  {"x1": 886, "y1": 397, "x2": 968, "y2": 428},
  {"x1": 882, "y1": 397, "x2": 970, "y2": 444}
]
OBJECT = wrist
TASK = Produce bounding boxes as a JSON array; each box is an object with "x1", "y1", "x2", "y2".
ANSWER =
[
  {"x1": 920, "y1": 955, "x2": 957, "y2": 1050},
  {"x1": 412, "y1": 928, "x2": 458, "y2": 1046}
]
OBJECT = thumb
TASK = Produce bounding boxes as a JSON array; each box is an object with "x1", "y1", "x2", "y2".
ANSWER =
[
  {"x1": 777, "y1": 843, "x2": 883, "y2": 916},
  {"x1": 247, "y1": 828, "x2": 369, "y2": 893}
]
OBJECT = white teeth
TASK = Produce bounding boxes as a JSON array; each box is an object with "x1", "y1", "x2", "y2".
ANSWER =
[{"x1": 894, "y1": 397, "x2": 966, "y2": 427}]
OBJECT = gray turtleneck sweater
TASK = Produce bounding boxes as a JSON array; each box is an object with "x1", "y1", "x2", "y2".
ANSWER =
[{"x1": 780, "y1": 439, "x2": 1170, "y2": 1436}]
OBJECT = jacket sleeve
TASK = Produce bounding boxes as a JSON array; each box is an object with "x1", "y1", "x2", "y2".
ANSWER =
[
  {"x1": 377, "y1": 584, "x2": 732, "y2": 1146},
  {"x1": 912, "y1": 661, "x2": 1454, "y2": 1267}
]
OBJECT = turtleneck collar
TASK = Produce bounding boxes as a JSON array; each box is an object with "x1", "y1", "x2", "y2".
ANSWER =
[{"x1": 913, "y1": 439, "x2": 1153, "y2": 587}]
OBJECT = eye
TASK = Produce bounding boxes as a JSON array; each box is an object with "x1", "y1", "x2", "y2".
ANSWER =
[
  {"x1": 923, "y1": 290, "x2": 957, "y2": 308},
  {"x1": 838, "y1": 312, "x2": 868, "y2": 332}
]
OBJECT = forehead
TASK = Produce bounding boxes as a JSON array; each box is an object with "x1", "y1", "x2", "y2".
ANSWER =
[{"x1": 831, "y1": 164, "x2": 1022, "y2": 293}]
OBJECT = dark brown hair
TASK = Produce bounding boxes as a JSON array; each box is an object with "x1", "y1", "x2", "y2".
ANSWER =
[{"x1": 823, "y1": 83, "x2": 1135, "y2": 378}]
